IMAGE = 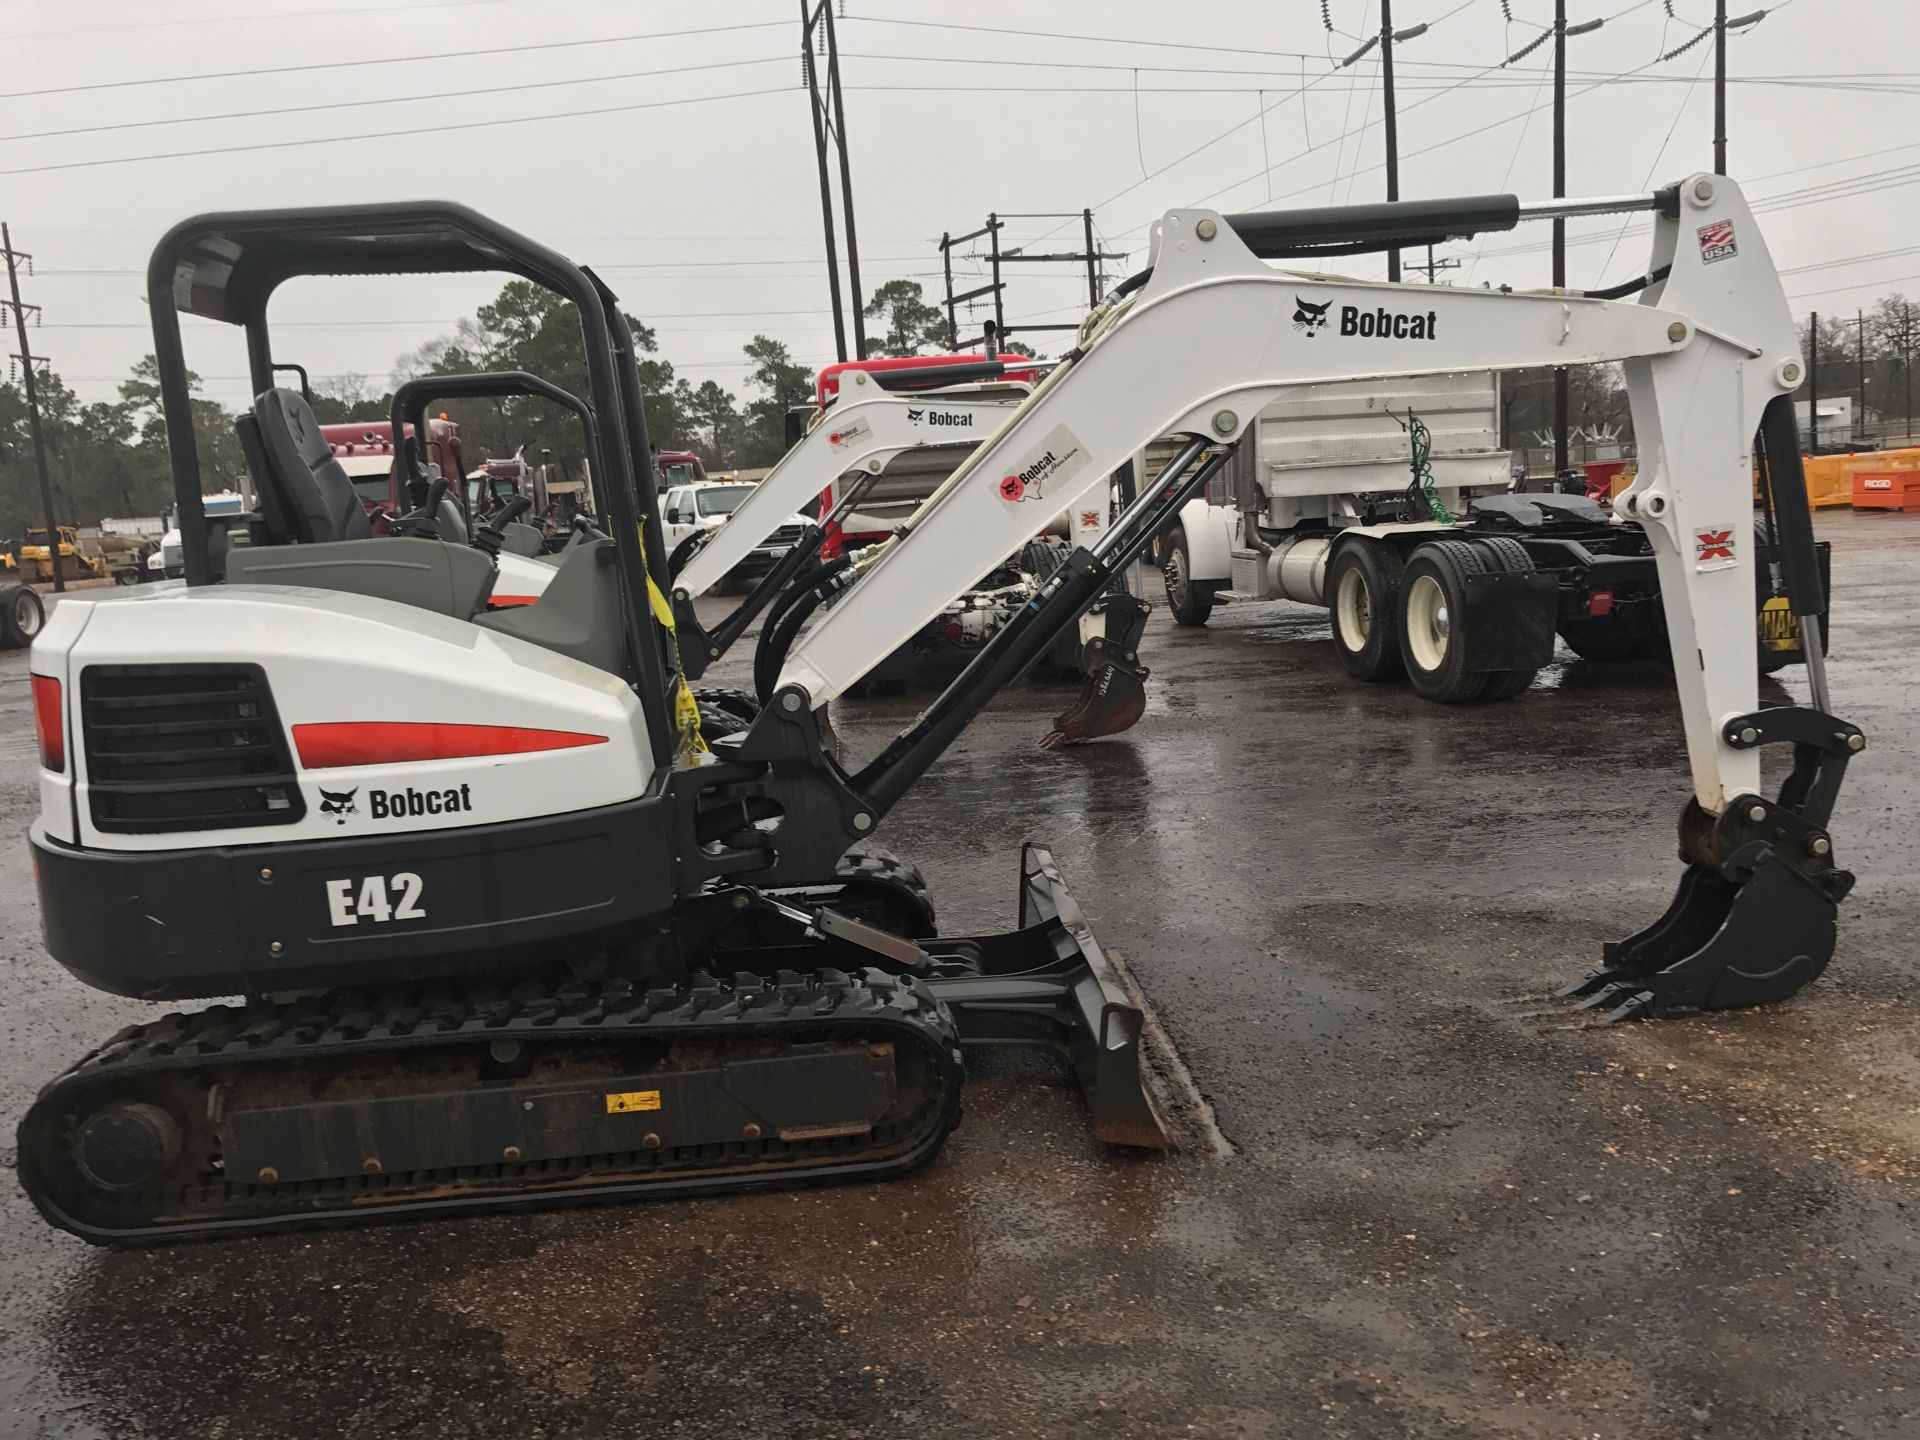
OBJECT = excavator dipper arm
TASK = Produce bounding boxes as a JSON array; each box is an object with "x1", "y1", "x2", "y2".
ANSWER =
[{"x1": 674, "y1": 392, "x2": 1019, "y2": 600}]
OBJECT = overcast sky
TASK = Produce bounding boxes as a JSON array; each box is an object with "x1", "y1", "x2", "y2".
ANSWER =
[{"x1": 2, "y1": 0, "x2": 1910, "y2": 414}]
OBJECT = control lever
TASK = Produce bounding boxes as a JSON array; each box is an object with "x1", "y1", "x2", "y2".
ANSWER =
[
  {"x1": 390, "y1": 475, "x2": 451, "y2": 539},
  {"x1": 474, "y1": 494, "x2": 534, "y2": 557}
]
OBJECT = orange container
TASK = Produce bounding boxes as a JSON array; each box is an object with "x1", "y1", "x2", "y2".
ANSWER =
[{"x1": 1854, "y1": 470, "x2": 1920, "y2": 511}]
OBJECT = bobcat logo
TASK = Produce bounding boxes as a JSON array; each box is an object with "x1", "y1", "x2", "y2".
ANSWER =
[
  {"x1": 318, "y1": 787, "x2": 358, "y2": 824},
  {"x1": 906, "y1": 407, "x2": 925, "y2": 423},
  {"x1": 1292, "y1": 296, "x2": 1332, "y2": 336}
]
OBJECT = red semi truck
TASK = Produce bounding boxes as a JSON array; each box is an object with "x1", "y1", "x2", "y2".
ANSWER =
[{"x1": 320, "y1": 417, "x2": 465, "y2": 532}]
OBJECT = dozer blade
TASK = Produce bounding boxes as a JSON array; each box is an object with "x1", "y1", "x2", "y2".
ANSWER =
[
  {"x1": 925, "y1": 844, "x2": 1174, "y2": 1149},
  {"x1": 1040, "y1": 595, "x2": 1152, "y2": 750}
]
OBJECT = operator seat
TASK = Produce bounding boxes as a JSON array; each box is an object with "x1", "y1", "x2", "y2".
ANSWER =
[
  {"x1": 249, "y1": 388, "x2": 372, "y2": 544},
  {"x1": 226, "y1": 387, "x2": 493, "y2": 618}
]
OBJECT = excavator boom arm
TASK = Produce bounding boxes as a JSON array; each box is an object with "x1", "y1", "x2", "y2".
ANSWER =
[{"x1": 782, "y1": 174, "x2": 1805, "y2": 821}]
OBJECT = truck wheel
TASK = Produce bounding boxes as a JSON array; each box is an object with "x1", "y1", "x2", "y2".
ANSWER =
[
  {"x1": 1161, "y1": 534, "x2": 1217, "y2": 626},
  {"x1": 1327, "y1": 540, "x2": 1405, "y2": 681},
  {"x1": 1397, "y1": 541, "x2": 1489, "y2": 703},
  {"x1": 0, "y1": 584, "x2": 44, "y2": 648},
  {"x1": 1471, "y1": 537, "x2": 1539, "y2": 700}
]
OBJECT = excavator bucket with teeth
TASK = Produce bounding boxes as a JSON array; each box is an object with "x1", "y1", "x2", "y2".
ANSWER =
[{"x1": 1040, "y1": 595, "x2": 1152, "y2": 749}]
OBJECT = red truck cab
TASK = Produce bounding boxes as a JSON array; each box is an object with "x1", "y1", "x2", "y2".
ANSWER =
[
  {"x1": 321, "y1": 417, "x2": 465, "y2": 533},
  {"x1": 656, "y1": 450, "x2": 706, "y2": 489}
]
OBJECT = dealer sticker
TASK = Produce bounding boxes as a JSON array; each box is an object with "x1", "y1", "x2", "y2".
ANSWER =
[
  {"x1": 1694, "y1": 525, "x2": 1737, "y2": 569},
  {"x1": 1697, "y1": 218, "x2": 1738, "y2": 265},
  {"x1": 994, "y1": 423, "x2": 1091, "y2": 506},
  {"x1": 827, "y1": 417, "x2": 871, "y2": 450}
]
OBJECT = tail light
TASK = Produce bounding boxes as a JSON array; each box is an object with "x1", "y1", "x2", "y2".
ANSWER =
[
  {"x1": 1588, "y1": 589, "x2": 1615, "y2": 618},
  {"x1": 31, "y1": 674, "x2": 63, "y2": 772}
]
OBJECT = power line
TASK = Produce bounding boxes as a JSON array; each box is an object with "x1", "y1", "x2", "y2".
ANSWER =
[
  {"x1": 0, "y1": 18, "x2": 788, "y2": 101},
  {"x1": 0, "y1": 84, "x2": 796, "y2": 177},
  {"x1": 1, "y1": 0, "x2": 513, "y2": 40},
  {"x1": 3, "y1": 54, "x2": 791, "y2": 144}
]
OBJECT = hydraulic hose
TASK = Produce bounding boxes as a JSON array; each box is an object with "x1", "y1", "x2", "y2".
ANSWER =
[{"x1": 753, "y1": 555, "x2": 853, "y2": 704}]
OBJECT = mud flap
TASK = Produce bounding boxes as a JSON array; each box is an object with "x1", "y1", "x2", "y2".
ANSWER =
[
  {"x1": 926, "y1": 844, "x2": 1173, "y2": 1148},
  {"x1": 1041, "y1": 596, "x2": 1152, "y2": 749}
]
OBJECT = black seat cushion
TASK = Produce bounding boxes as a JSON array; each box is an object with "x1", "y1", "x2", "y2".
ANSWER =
[{"x1": 250, "y1": 388, "x2": 372, "y2": 544}]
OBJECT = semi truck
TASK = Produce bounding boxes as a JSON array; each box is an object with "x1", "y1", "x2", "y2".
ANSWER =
[{"x1": 1157, "y1": 372, "x2": 1825, "y2": 702}]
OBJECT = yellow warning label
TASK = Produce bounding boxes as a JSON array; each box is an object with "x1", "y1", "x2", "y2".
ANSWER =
[
  {"x1": 605, "y1": 1090, "x2": 662, "y2": 1114},
  {"x1": 1759, "y1": 596, "x2": 1802, "y2": 652}
]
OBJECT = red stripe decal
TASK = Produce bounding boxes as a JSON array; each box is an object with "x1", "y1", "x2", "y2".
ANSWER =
[
  {"x1": 487, "y1": 594, "x2": 541, "y2": 607},
  {"x1": 293, "y1": 721, "x2": 608, "y2": 769}
]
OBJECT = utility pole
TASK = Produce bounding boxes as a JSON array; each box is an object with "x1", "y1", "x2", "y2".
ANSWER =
[
  {"x1": 1552, "y1": 0, "x2": 1568, "y2": 483},
  {"x1": 1713, "y1": 0, "x2": 1728, "y2": 173},
  {"x1": 820, "y1": 0, "x2": 865, "y2": 359},
  {"x1": 1418, "y1": 245, "x2": 1461, "y2": 284},
  {"x1": 1905, "y1": 302, "x2": 1914, "y2": 445},
  {"x1": 1380, "y1": 0, "x2": 1401, "y2": 283},
  {"x1": 799, "y1": 3, "x2": 846, "y2": 363},
  {"x1": 1083, "y1": 208, "x2": 1101, "y2": 308},
  {"x1": 2, "y1": 222, "x2": 65, "y2": 592},
  {"x1": 1857, "y1": 308, "x2": 1869, "y2": 445},
  {"x1": 1341, "y1": 3, "x2": 1428, "y2": 284},
  {"x1": 1807, "y1": 309, "x2": 1820, "y2": 451}
]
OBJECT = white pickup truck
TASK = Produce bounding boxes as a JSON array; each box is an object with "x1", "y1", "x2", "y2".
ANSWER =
[{"x1": 662, "y1": 480, "x2": 813, "y2": 594}]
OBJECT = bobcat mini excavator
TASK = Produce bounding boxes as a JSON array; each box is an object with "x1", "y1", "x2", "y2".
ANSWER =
[
  {"x1": 662, "y1": 357, "x2": 1154, "y2": 748},
  {"x1": 22, "y1": 176, "x2": 1858, "y2": 1244}
]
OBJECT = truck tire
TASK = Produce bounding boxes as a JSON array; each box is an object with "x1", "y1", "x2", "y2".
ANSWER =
[
  {"x1": 1397, "y1": 540, "x2": 1489, "y2": 703},
  {"x1": 1162, "y1": 532, "x2": 1218, "y2": 626},
  {"x1": 1327, "y1": 539, "x2": 1405, "y2": 682},
  {"x1": 1470, "y1": 537, "x2": 1539, "y2": 700},
  {"x1": 0, "y1": 584, "x2": 44, "y2": 649}
]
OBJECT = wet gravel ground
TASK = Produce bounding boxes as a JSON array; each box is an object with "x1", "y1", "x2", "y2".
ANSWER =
[{"x1": 2, "y1": 509, "x2": 1917, "y2": 1438}]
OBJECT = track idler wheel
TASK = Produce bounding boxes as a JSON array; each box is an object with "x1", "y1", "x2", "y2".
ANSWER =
[{"x1": 1041, "y1": 595, "x2": 1152, "y2": 749}]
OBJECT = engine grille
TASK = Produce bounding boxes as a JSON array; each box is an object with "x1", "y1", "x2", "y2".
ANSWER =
[
  {"x1": 80, "y1": 663, "x2": 305, "y2": 833},
  {"x1": 767, "y1": 523, "x2": 807, "y2": 550}
]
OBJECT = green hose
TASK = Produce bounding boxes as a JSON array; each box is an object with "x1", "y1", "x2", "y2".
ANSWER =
[{"x1": 1398, "y1": 410, "x2": 1454, "y2": 524}]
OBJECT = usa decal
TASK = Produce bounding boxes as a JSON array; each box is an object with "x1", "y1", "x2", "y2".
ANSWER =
[{"x1": 1697, "y1": 219, "x2": 1737, "y2": 265}]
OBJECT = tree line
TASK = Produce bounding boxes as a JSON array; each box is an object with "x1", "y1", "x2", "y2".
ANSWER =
[{"x1": 0, "y1": 277, "x2": 972, "y2": 538}]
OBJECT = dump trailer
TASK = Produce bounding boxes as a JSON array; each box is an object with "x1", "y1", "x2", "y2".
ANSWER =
[{"x1": 1162, "y1": 373, "x2": 1829, "y2": 700}]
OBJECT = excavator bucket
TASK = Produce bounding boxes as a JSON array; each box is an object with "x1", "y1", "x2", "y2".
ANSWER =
[
  {"x1": 928, "y1": 845, "x2": 1174, "y2": 1149},
  {"x1": 1040, "y1": 595, "x2": 1152, "y2": 749}
]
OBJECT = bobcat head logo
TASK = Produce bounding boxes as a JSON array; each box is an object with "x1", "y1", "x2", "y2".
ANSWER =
[
  {"x1": 318, "y1": 787, "x2": 358, "y2": 824},
  {"x1": 1292, "y1": 296, "x2": 1332, "y2": 336},
  {"x1": 906, "y1": 407, "x2": 925, "y2": 423}
]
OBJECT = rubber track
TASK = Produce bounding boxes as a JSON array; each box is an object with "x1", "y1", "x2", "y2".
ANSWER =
[{"x1": 19, "y1": 967, "x2": 964, "y2": 1246}]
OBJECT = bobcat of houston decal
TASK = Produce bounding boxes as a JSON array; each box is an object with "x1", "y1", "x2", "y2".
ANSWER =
[{"x1": 995, "y1": 423, "x2": 1092, "y2": 505}]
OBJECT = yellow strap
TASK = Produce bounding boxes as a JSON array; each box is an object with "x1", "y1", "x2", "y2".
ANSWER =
[{"x1": 646, "y1": 570, "x2": 709, "y2": 761}]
